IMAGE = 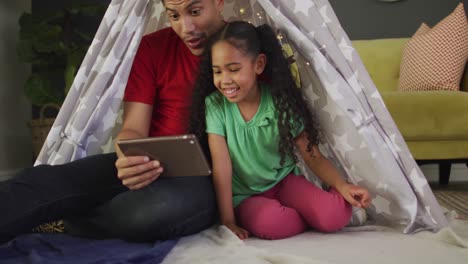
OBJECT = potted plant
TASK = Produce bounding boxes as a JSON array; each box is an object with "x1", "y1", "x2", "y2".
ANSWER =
[{"x1": 17, "y1": 3, "x2": 106, "y2": 159}]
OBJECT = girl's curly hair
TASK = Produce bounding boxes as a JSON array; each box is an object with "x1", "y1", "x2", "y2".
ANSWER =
[{"x1": 189, "y1": 21, "x2": 320, "y2": 165}]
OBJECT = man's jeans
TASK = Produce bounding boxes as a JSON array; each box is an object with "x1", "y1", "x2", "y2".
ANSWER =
[{"x1": 0, "y1": 153, "x2": 217, "y2": 244}]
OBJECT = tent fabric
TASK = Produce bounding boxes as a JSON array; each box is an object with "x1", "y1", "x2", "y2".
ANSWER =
[{"x1": 35, "y1": 0, "x2": 448, "y2": 233}]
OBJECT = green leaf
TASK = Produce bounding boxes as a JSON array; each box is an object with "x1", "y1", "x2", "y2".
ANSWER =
[
  {"x1": 33, "y1": 25, "x2": 63, "y2": 53},
  {"x1": 19, "y1": 14, "x2": 42, "y2": 41},
  {"x1": 64, "y1": 47, "x2": 87, "y2": 94},
  {"x1": 18, "y1": 13, "x2": 35, "y2": 34},
  {"x1": 68, "y1": 47, "x2": 87, "y2": 67},
  {"x1": 74, "y1": 29, "x2": 93, "y2": 42},
  {"x1": 72, "y1": 5, "x2": 107, "y2": 17},
  {"x1": 64, "y1": 65, "x2": 76, "y2": 95},
  {"x1": 43, "y1": 10, "x2": 66, "y2": 23},
  {"x1": 32, "y1": 56, "x2": 65, "y2": 67},
  {"x1": 24, "y1": 74, "x2": 62, "y2": 106},
  {"x1": 17, "y1": 40, "x2": 37, "y2": 62}
]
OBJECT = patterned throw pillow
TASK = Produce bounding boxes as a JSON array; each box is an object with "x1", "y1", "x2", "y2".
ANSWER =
[
  {"x1": 413, "y1": 23, "x2": 430, "y2": 36},
  {"x1": 398, "y1": 3, "x2": 468, "y2": 92}
]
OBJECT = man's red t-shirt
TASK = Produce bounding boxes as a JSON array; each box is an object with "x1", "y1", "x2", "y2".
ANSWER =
[{"x1": 124, "y1": 27, "x2": 200, "y2": 136}]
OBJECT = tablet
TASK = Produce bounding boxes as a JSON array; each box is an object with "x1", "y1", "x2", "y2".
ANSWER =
[{"x1": 117, "y1": 134, "x2": 211, "y2": 177}]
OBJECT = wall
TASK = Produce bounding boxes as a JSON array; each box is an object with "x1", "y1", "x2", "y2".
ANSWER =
[
  {"x1": 329, "y1": 0, "x2": 462, "y2": 40},
  {"x1": 0, "y1": 0, "x2": 32, "y2": 180}
]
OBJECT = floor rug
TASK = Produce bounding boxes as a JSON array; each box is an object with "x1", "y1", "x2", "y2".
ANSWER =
[{"x1": 434, "y1": 190, "x2": 468, "y2": 220}]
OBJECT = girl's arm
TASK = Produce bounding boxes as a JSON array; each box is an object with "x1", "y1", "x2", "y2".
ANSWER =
[
  {"x1": 294, "y1": 131, "x2": 372, "y2": 208},
  {"x1": 208, "y1": 133, "x2": 249, "y2": 239}
]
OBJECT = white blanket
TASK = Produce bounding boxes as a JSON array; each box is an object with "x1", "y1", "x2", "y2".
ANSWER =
[{"x1": 162, "y1": 215, "x2": 468, "y2": 264}]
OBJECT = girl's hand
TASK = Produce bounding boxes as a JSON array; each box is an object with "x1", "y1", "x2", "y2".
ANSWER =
[
  {"x1": 337, "y1": 183, "x2": 372, "y2": 209},
  {"x1": 224, "y1": 222, "x2": 250, "y2": 240}
]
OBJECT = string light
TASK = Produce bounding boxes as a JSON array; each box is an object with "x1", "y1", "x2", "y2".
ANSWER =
[{"x1": 239, "y1": 8, "x2": 245, "y2": 15}]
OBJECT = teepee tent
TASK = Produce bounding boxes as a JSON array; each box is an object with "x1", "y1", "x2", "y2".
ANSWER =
[{"x1": 34, "y1": 0, "x2": 448, "y2": 233}]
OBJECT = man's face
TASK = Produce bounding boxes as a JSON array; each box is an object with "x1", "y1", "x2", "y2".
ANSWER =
[{"x1": 164, "y1": 0, "x2": 224, "y2": 56}]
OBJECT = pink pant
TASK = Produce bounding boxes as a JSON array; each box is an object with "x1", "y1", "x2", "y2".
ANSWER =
[{"x1": 235, "y1": 174, "x2": 352, "y2": 240}]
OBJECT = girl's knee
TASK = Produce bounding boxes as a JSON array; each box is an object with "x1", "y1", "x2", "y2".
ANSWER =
[{"x1": 312, "y1": 203, "x2": 352, "y2": 233}]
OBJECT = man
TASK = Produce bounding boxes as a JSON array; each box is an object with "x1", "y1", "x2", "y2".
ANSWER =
[{"x1": 0, "y1": 0, "x2": 226, "y2": 244}]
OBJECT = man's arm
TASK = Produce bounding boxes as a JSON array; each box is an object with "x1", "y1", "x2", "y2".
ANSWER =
[
  {"x1": 114, "y1": 102, "x2": 152, "y2": 156},
  {"x1": 114, "y1": 102, "x2": 163, "y2": 190}
]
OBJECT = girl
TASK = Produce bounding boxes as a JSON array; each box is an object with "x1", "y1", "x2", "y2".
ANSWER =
[{"x1": 190, "y1": 21, "x2": 372, "y2": 240}]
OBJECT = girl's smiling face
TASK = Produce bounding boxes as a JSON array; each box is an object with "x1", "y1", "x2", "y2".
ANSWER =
[{"x1": 211, "y1": 40, "x2": 266, "y2": 104}]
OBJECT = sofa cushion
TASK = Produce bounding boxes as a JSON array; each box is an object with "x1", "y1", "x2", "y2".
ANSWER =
[
  {"x1": 407, "y1": 141, "x2": 468, "y2": 160},
  {"x1": 398, "y1": 3, "x2": 468, "y2": 92},
  {"x1": 381, "y1": 91, "x2": 468, "y2": 141},
  {"x1": 352, "y1": 38, "x2": 408, "y2": 93}
]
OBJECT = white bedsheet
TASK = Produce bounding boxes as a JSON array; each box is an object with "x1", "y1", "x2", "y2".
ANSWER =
[{"x1": 162, "y1": 214, "x2": 468, "y2": 264}]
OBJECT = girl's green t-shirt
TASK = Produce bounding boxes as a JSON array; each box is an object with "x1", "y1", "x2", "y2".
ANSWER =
[{"x1": 205, "y1": 85, "x2": 304, "y2": 207}]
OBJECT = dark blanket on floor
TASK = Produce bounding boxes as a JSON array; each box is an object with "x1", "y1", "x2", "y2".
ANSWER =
[{"x1": 0, "y1": 233, "x2": 177, "y2": 264}]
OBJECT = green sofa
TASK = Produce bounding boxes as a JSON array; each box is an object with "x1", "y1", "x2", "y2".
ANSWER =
[{"x1": 352, "y1": 38, "x2": 468, "y2": 184}]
